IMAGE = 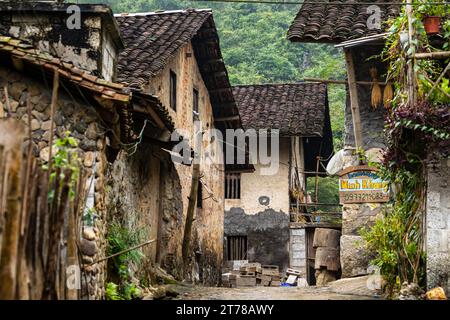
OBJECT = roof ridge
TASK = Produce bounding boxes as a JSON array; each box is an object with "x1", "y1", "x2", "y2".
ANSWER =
[
  {"x1": 233, "y1": 82, "x2": 326, "y2": 87},
  {"x1": 115, "y1": 8, "x2": 212, "y2": 18}
]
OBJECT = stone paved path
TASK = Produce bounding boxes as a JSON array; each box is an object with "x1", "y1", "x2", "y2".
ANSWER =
[{"x1": 172, "y1": 276, "x2": 383, "y2": 300}]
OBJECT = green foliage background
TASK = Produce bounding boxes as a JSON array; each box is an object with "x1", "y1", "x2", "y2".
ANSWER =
[{"x1": 80, "y1": 0, "x2": 346, "y2": 200}]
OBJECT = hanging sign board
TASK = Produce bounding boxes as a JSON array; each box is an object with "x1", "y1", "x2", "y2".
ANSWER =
[{"x1": 338, "y1": 165, "x2": 390, "y2": 204}]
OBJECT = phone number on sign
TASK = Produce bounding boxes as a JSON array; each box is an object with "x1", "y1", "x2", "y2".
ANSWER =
[{"x1": 341, "y1": 192, "x2": 389, "y2": 203}]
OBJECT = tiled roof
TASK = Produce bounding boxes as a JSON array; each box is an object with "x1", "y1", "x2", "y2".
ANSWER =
[
  {"x1": 116, "y1": 9, "x2": 242, "y2": 131},
  {"x1": 288, "y1": 1, "x2": 400, "y2": 43},
  {"x1": 115, "y1": 10, "x2": 212, "y2": 88},
  {"x1": 0, "y1": 35, "x2": 131, "y2": 102},
  {"x1": 0, "y1": 35, "x2": 174, "y2": 143},
  {"x1": 232, "y1": 83, "x2": 329, "y2": 137}
]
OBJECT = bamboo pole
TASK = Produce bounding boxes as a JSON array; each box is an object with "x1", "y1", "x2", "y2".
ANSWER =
[
  {"x1": 3, "y1": 86, "x2": 11, "y2": 117},
  {"x1": 414, "y1": 51, "x2": 450, "y2": 60},
  {"x1": 344, "y1": 49, "x2": 363, "y2": 151},
  {"x1": 47, "y1": 70, "x2": 60, "y2": 180},
  {"x1": 182, "y1": 162, "x2": 200, "y2": 264},
  {"x1": 0, "y1": 120, "x2": 25, "y2": 299},
  {"x1": 406, "y1": 0, "x2": 416, "y2": 107},
  {"x1": 303, "y1": 77, "x2": 388, "y2": 86}
]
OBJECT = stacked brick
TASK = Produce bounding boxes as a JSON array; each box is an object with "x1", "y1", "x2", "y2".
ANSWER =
[{"x1": 222, "y1": 263, "x2": 282, "y2": 287}]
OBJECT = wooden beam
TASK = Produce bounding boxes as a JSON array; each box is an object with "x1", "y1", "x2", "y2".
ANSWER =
[
  {"x1": 344, "y1": 49, "x2": 363, "y2": 151},
  {"x1": 303, "y1": 78, "x2": 387, "y2": 86},
  {"x1": 133, "y1": 104, "x2": 166, "y2": 130},
  {"x1": 414, "y1": 51, "x2": 450, "y2": 60},
  {"x1": 406, "y1": 0, "x2": 416, "y2": 107},
  {"x1": 214, "y1": 115, "x2": 240, "y2": 122}
]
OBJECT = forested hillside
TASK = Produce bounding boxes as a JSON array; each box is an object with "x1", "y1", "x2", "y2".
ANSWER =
[{"x1": 81, "y1": 0, "x2": 345, "y2": 202}]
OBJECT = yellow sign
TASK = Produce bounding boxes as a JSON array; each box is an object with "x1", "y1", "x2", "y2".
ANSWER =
[{"x1": 338, "y1": 166, "x2": 390, "y2": 204}]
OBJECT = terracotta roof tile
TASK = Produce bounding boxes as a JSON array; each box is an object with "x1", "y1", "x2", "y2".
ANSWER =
[
  {"x1": 115, "y1": 9, "x2": 212, "y2": 88},
  {"x1": 232, "y1": 83, "x2": 329, "y2": 137},
  {"x1": 288, "y1": 1, "x2": 400, "y2": 43}
]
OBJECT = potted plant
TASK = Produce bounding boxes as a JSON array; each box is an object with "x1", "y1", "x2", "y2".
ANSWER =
[{"x1": 417, "y1": 2, "x2": 448, "y2": 35}]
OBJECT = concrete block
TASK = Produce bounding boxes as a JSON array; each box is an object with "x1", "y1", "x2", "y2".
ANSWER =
[
  {"x1": 427, "y1": 208, "x2": 447, "y2": 229},
  {"x1": 291, "y1": 229, "x2": 305, "y2": 237},
  {"x1": 427, "y1": 229, "x2": 448, "y2": 253},
  {"x1": 292, "y1": 250, "x2": 306, "y2": 259},
  {"x1": 286, "y1": 275, "x2": 297, "y2": 285},
  {"x1": 236, "y1": 275, "x2": 256, "y2": 287},
  {"x1": 428, "y1": 191, "x2": 441, "y2": 209}
]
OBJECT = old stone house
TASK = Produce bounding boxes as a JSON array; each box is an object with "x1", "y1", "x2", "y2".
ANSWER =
[
  {"x1": 224, "y1": 83, "x2": 333, "y2": 283},
  {"x1": 0, "y1": 1, "x2": 240, "y2": 298},
  {"x1": 114, "y1": 9, "x2": 243, "y2": 285},
  {"x1": 0, "y1": 2, "x2": 173, "y2": 299},
  {"x1": 288, "y1": 1, "x2": 450, "y2": 292}
]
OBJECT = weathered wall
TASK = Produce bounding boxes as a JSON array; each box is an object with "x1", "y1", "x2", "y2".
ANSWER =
[
  {"x1": 224, "y1": 138, "x2": 291, "y2": 271},
  {"x1": 145, "y1": 42, "x2": 225, "y2": 285},
  {"x1": 344, "y1": 46, "x2": 387, "y2": 150},
  {"x1": 0, "y1": 64, "x2": 109, "y2": 299},
  {"x1": 426, "y1": 156, "x2": 450, "y2": 293},
  {"x1": 225, "y1": 138, "x2": 290, "y2": 214},
  {"x1": 0, "y1": 12, "x2": 118, "y2": 80},
  {"x1": 224, "y1": 208, "x2": 290, "y2": 272},
  {"x1": 105, "y1": 143, "x2": 163, "y2": 281}
]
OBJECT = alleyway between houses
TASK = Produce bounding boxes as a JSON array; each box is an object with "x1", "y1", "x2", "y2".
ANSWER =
[{"x1": 158, "y1": 276, "x2": 382, "y2": 300}]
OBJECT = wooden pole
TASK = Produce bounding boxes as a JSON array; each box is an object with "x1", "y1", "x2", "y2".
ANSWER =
[
  {"x1": 303, "y1": 77, "x2": 387, "y2": 86},
  {"x1": 0, "y1": 119, "x2": 26, "y2": 300},
  {"x1": 182, "y1": 122, "x2": 202, "y2": 265},
  {"x1": 414, "y1": 51, "x2": 450, "y2": 60},
  {"x1": 344, "y1": 49, "x2": 363, "y2": 151},
  {"x1": 406, "y1": 0, "x2": 416, "y2": 107},
  {"x1": 47, "y1": 70, "x2": 60, "y2": 180},
  {"x1": 182, "y1": 162, "x2": 200, "y2": 264},
  {"x1": 3, "y1": 86, "x2": 12, "y2": 117}
]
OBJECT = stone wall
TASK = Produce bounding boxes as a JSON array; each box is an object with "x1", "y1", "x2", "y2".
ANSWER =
[
  {"x1": 0, "y1": 64, "x2": 110, "y2": 299},
  {"x1": 426, "y1": 156, "x2": 450, "y2": 293},
  {"x1": 0, "y1": 6, "x2": 120, "y2": 81}
]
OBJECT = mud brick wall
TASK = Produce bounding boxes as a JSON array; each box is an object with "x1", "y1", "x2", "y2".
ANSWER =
[
  {"x1": 0, "y1": 64, "x2": 109, "y2": 299},
  {"x1": 145, "y1": 42, "x2": 225, "y2": 285}
]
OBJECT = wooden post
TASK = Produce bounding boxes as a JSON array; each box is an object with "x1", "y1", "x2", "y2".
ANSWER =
[
  {"x1": 182, "y1": 162, "x2": 200, "y2": 264},
  {"x1": 344, "y1": 48, "x2": 363, "y2": 151},
  {"x1": 47, "y1": 70, "x2": 60, "y2": 179},
  {"x1": 182, "y1": 123, "x2": 202, "y2": 265},
  {"x1": 0, "y1": 119, "x2": 26, "y2": 300},
  {"x1": 406, "y1": 0, "x2": 416, "y2": 107}
]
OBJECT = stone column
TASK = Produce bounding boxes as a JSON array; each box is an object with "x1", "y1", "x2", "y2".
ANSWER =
[
  {"x1": 339, "y1": 148, "x2": 384, "y2": 278},
  {"x1": 426, "y1": 157, "x2": 450, "y2": 294}
]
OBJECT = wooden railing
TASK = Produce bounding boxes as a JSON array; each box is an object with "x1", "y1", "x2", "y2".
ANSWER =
[{"x1": 289, "y1": 203, "x2": 342, "y2": 228}]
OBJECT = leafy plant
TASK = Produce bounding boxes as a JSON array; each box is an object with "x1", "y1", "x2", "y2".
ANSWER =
[
  {"x1": 415, "y1": 0, "x2": 449, "y2": 18},
  {"x1": 44, "y1": 131, "x2": 81, "y2": 201},
  {"x1": 107, "y1": 220, "x2": 146, "y2": 300},
  {"x1": 105, "y1": 282, "x2": 124, "y2": 300}
]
